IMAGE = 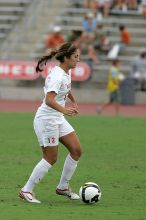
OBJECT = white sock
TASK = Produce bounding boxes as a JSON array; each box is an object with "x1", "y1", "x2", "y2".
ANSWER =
[
  {"x1": 22, "y1": 158, "x2": 52, "y2": 192},
  {"x1": 57, "y1": 154, "x2": 79, "y2": 190}
]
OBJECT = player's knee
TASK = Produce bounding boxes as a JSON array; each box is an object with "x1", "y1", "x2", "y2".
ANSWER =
[
  {"x1": 51, "y1": 157, "x2": 57, "y2": 165},
  {"x1": 72, "y1": 147, "x2": 82, "y2": 160},
  {"x1": 44, "y1": 156, "x2": 57, "y2": 165},
  {"x1": 77, "y1": 148, "x2": 82, "y2": 158}
]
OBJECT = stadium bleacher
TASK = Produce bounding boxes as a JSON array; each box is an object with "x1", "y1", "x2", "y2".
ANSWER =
[
  {"x1": 51, "y1": 2, "x2": 146, "y2": 86},
  {"x1": 0, "y1": 0, "x2": 146, "y2": 102},
  {"x1": 0, "y1": 0, "x2": 31, "y2": 44}
]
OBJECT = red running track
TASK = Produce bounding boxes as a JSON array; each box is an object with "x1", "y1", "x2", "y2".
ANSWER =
[{"x1": 0, "y1": 99, "x2": 146, "y2": 117}]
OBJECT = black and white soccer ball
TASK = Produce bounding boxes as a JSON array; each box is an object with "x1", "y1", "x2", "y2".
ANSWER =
[{"x1": 79, "y1": 182, "x2": 101, "y2": 204}]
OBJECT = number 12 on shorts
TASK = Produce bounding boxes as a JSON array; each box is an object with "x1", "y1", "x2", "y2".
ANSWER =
[{"x1": 48, "y1": 137, "x2": 55, "y2": 144}]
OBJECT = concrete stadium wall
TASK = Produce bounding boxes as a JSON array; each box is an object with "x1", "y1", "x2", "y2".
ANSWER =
[{"x1": 0, "y1": 86, "x2": 146, "y2": 104}]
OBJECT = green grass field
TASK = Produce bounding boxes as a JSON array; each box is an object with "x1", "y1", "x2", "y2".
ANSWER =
[{"x1": 0, "y1": 112, "x2": 146, "y2": 220}]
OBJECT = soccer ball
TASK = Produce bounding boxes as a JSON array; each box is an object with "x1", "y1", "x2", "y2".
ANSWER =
[{"x1": 79, "y1": 182, "x2": 101, "y2": 204}]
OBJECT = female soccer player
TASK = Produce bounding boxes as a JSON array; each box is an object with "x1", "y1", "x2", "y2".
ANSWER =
[{"x1": 19, "y1": 43, "x2": 82, "y2": 203}]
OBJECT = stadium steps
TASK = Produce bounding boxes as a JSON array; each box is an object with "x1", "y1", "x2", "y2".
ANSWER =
[
  {"x1": 0, "y1": 1, "x2": 145, "y2": 90},
  {"x1": 61, "y1": 7, "x2": 143, "y2": 17},
  {"x1": 56, "y1": 5, "x2": 146, "y2": 86},
  {"x1": 0, "y1": 32, "x2": 6, "y2": 39},
  {"x1": 82, "y1": 54, "x2": 133, "y2": 66},
  {"x1": 0, "y1": 0, "x2": 30, "y2": 4},
  {"x1": 109, "y1": 38, "x2": 146, "y2": 47},
  {"x1": 31, "y1": 3, "x2": 146, "y2": 89},
  {"x1": 89, "y1": 66, "x2": 131, "y2": 89},
  {"x1": 0, "y1": 0, "x2": 68, "y2": 59},
  {"x1": 0, "y1": 15, "x2": 19, "y2": 23},
  {"x1": 0, "y1": 7, "x2": 25, "y2": 15},
  {"x1": 55, "y1": 15, "x2": 146, "y2": 28},
  {"x1": 0, "y1": 0, "x2": 68, "y2": 60},
  {"x1": 0, "y1": 0, "x2": 31, "y2": 45}
]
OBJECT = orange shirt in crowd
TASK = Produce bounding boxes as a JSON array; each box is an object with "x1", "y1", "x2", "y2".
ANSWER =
[
  {"x1": 46, "y1": 33, "x2": 65, "y2": 49},
  {"x1": 120, "y1": 31, "x2": 131, "y2": 45}
]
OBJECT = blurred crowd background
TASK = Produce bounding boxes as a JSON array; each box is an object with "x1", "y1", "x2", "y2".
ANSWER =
[{"x1": 0, "y1": 0, "x2": 146, "y2": 105}]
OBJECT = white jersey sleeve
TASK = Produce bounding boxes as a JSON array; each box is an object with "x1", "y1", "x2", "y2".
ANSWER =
[{"x1": 44, "y1": 68, "x2": 63, "y2": 94}]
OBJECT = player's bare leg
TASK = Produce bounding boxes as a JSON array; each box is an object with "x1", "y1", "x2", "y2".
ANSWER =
[{"x1": 56, "y1": 132, "x2": 82, "y2": 200}]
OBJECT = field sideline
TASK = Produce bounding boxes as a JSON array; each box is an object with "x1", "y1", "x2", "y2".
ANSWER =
[
  {"x1": 0, "y1": 112, "x2": 146, "y2": 220},
  {"x1": 0, "y1": 99, "x2": 146, "y2": 117}
]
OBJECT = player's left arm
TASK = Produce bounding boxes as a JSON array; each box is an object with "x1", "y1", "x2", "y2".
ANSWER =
[{"x1": 68, "y1": 90, "x2": 79, "y2": 114}]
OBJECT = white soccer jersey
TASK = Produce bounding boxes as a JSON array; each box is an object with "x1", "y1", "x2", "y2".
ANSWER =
[{"x1": 35, "y1": 66, "x2": 71, "y2": 119}]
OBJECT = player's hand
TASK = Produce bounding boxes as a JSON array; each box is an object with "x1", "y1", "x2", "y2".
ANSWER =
[
  {"x1": 64, "y1": 107, "x2": 79, "y2": 116},
  {"x1": 71, "y1": 102, "x2": 79, "y2": 115},
  {"x1": 72, "y1": 102, "x2": 78, "y2": 109}
]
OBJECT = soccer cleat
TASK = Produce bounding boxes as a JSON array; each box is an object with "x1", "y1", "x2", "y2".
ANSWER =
[
  {"x1": 56, "y1": 188, "x2": 80, "y2": 200},
  {"x1": 19, "y1": 191, "x2": 41, "y2": 204}
]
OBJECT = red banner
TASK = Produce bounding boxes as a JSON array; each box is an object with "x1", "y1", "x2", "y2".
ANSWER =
[
  {"x1": 0, "y1": 61, "x2": 38, "y2": 80},
  {"x1": 41, "y1": 61, "x2": 91, "y2": 81},
  {"x1": 71, "y1": 62, "x2": 91, "y2": 81},
  {"x1": 0, "y1": 60, "x2": 91, "y2": 81}
]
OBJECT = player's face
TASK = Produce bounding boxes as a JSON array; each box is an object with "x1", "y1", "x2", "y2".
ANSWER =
[{"x1": 67, "y1": 49, "x2": 80, "y2": 69}]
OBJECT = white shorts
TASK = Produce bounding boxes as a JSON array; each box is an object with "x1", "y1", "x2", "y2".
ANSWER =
[{"x1": 33, "y1": 116, "x2": 74, "y2": 147}]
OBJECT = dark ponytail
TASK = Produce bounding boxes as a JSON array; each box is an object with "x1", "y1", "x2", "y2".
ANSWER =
[
  {"x1": 36, "y1": 43, "x2": 78, "y2": 72},
  {"x1": 36, "y1": 49, "x2": 57, "y2": 72}
]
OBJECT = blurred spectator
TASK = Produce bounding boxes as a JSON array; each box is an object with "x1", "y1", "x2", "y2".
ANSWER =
[
  {"x1": 94, "y1": 23, "x2": 111, "y2": 53},
  {"x1": 108, "y1": 25, "x2": 131, "y2": 59},
  {"x1": 84, "y1": 0, "x2": 112, "y2": 17},
  {"x1": 119, "y1": 24, "x2": 131, "y2": 49},
  {"x1": 113, "y1": 0, "x2": 127, "y2": 10},
  {"x1": 128, "y1": 0, "x2": 138, "y2": 10},
  {"x1": 87, "y1": 44, "x2": 100, "y2": 65},
  {"x1": 66, "y1": 30, "x2": 83, "y2": 48},
  {"x1": 113, "y1": 0, "x2": 138, "y2": 11},
  {"x1": 96, "y1": 0, "x2": 112, "y2": 17},
  {"x1": 97, "y1": 59, "x2": 123, "y2": 115},
  {"x1": 131, "y1": 48, "x2": 146, "y2": 91},
  {"x1": 83, "y1": 0, "x2": 98, "y2": 12},
  {"x1": 82, "y1": 12, "x2": 97, "y2": 33},
  {"x1": 82, "y1": 12, "x2": 97, "y2": 45},
  {"x1": 46, "y1": 26, "x2": 65, "y2": 49},
  {"x1": 141, "y1": 0, "x2": 146, "y2": 18}
]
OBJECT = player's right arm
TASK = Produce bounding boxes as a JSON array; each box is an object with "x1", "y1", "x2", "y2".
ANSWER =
[{"x1": 45, "y1": 91, "x2": 78, "y2": 116}]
